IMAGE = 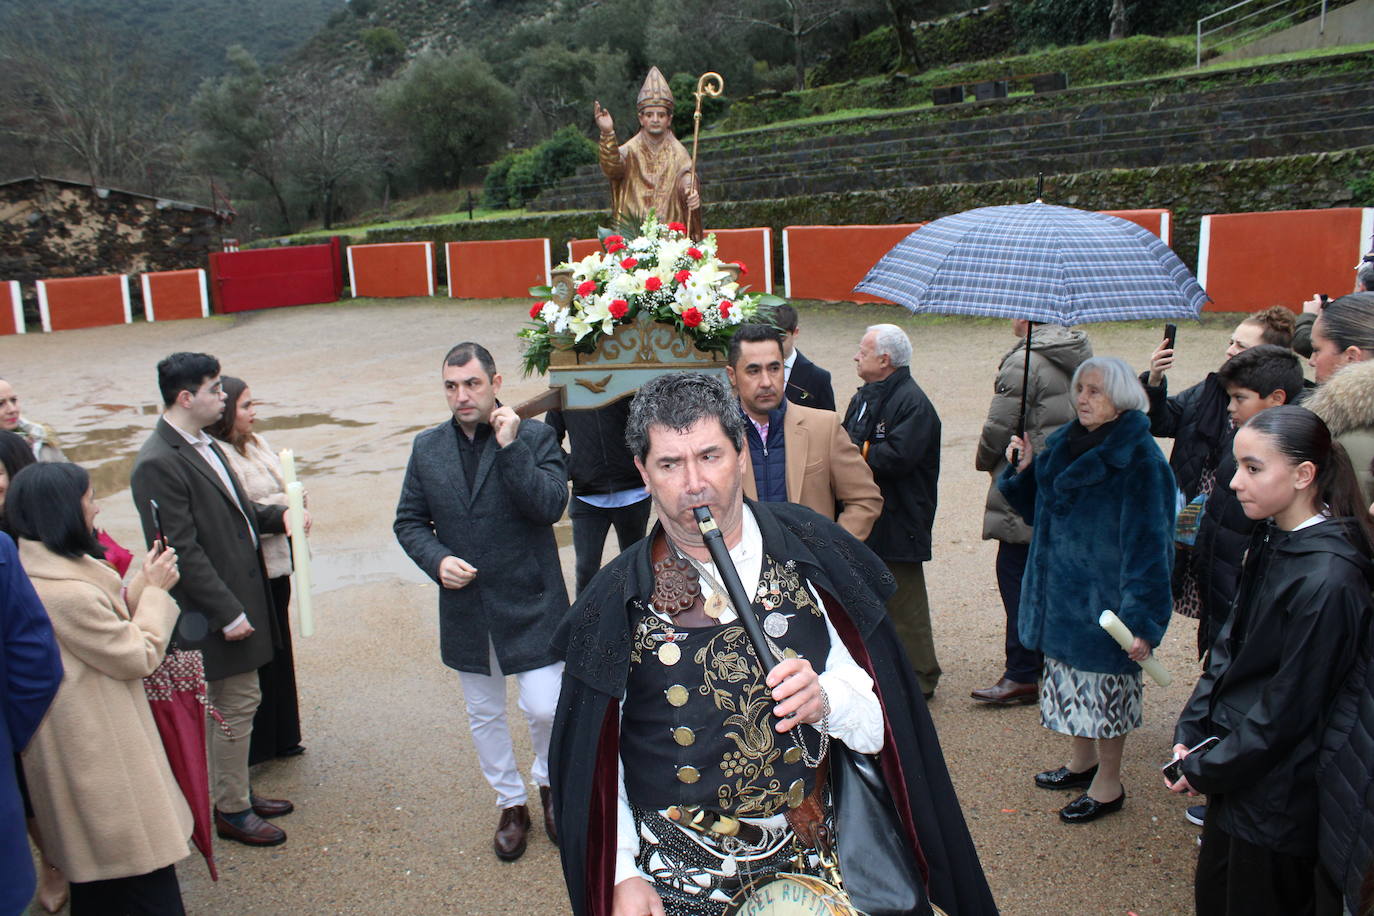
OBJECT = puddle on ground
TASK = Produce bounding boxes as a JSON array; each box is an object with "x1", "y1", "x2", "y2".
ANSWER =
[{"x1": 258, "y1": 413, "x2": 371, "y2": 432}]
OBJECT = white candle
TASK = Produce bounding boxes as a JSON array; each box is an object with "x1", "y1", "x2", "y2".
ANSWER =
[
  {"x1": 286, "y1": 480, "x2": 313, "y2": 637},
  {"x1": 279, "y1": 449, "x2": 297, "y2": 487},
  {"x1": 1098, "y1": 610, "x2": 1171, "y2": 687}
]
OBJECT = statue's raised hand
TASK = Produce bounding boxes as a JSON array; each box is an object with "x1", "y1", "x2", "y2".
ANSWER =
[{"x1": 593, "y1": 100, "x2": 614, "y2": 134}]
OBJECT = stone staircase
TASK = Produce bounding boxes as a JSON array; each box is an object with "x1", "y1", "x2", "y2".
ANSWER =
[{"x1": 533, "y1": 69, "x2": 1374, "y2": 212}]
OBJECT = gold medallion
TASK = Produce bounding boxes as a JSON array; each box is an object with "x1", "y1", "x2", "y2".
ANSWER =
[
  {"x1": 673, "y1": 726, "x2": 696, "y2": 747},
  {"x1": 658, "y1": 642, "x2": 682, "y2": 666},
  {"x1": 783, "y1": 648, "x2": 798, "y2": 660},
  {"x1": 786, "y1": 778, "x2": 806, "y2": 809},
  {"x1": 677, "y1": 765, "x2": 701, "y2": 784},
  {"x1": 783, "y1": 746, "x2": 802, "y2": 765},
  {"x1": 666, "y1": 685, "x2": 690, "y2": 707},
  {"x1": 704, "y1": 593, "x2": 727, "y2": 619}
]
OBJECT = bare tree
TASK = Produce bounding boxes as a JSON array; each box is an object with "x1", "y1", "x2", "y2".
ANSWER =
[
  {"x1": 281, "y1": 71, "x2": 385, "y2": 230},
  {"x1": 722, "y1": 0, "x2": 849, "y2": 91},
  {"x1": 1109, "y1": 0, "x2": 1129, "y2": 40}
]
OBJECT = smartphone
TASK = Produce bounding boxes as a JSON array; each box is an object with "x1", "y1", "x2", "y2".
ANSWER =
[
  {"x1": 1162, "y1": 736, "x2": 1220, "y2": 783},
  {"x1": 149, "y1": 498, "x2": 165, "y2": 550},
  {"x1": 1163, "y1": 323, "x2": 1178, "y2": 351}
]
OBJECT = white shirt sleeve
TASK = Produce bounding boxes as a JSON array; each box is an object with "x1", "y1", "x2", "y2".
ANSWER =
[
  {"x1": 614, "y1": 712, "x2": 645, "y2": 885},
  {"x1": 811, "y1": 582, "x2": 884, "y2": 754},
  {"x1": 222, "y1": 612, "x2": 249, "y2": 634}
]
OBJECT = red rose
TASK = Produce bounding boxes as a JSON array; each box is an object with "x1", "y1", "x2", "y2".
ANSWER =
[
  {"x1": 609, "y1": 299, "x2": 628, "y2": 319},
  {"x1": 603, "y1": 234, "x2": 624, "y2": 247},
  {"x1": 621, "y1": 257, "x2": 639, "y2": 270},
  {"x1": 681, "y1": 307, "x2": 703, "y2": 328},
  {"x1": 576, "y1": 280, "x2": 597, "y2": 297},
  {"x1": 668, "y1": 222, "x2": 687, "y2": 234},
  {"x1": 644, "y1": 276, "x2": 663, "y2": 292},
  {"x1": 687, "y1": 247, "x2": 703, "y2": 260},
  {"x1": 718, "y1": 300, "x2": 732, "y2": 319},
  {"x1": 674, "y1": 269, "x2": 691, "y2": 285},
  {"x1": 732, "y1": 260, "x2": 748, "y2": 275},
  {"x1": 529, "y1": 302, "x2": 543, "y2": 320},
  {"x1": 606, "y1": 241, "x2": 626, "y2": 254}
]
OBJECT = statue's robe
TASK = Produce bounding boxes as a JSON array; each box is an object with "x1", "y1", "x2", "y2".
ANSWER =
[{"x1": 599, "y1": 129, "x2": 703, "y2": 240}]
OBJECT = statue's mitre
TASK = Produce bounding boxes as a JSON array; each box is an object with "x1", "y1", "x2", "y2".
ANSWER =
[{"x1": 636, "y1": 66, "x2": 674, "y2": 113}]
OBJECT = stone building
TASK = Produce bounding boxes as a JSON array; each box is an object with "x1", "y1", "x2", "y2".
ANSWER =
[{"x1": 0, "y1": 176, "x2": 229, "y2": 285}]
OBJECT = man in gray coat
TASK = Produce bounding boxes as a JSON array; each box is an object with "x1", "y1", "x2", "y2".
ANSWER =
[
  {"x1": 130, "y1": 352, "x2": 297, "y2": 847},
  {"x1": 394, "y1": 341, "x2": 570, "y2": 863},
  {"x1": 971, "y1": 320, "x2": 1091, "y2": 704}
]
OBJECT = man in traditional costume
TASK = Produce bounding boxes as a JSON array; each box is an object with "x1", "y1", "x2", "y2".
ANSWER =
[
  {"x1": 549, "y1": 372, "x2": 996, "y2": 916},
  {"x1": 595, "y1": 66, "x2": 703, "y2": 240}
]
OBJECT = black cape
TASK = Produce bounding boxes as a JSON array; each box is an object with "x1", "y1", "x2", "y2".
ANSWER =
[{"x1": 549, "y1": 500, "x2": 998, "y2": 916}]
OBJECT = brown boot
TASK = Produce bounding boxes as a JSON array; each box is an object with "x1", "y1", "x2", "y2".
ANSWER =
[
  {"x1": 494, "y1": 805, "x2": 530, "y2": 861},
  {"x1": 539, "y1": 785, "x2": 557, "y2": 846}
]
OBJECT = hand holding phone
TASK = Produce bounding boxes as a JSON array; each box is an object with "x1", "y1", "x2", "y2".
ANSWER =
[
  {"x1": 1162, "y1": 736, "x2": 1220, "y2": 784},
  {"x1": 1163, "y1": 323, "x2": 1178, "y2": 351},
  {"x1": 149, "y1": 499, "x2": 165, "y2": 552}
]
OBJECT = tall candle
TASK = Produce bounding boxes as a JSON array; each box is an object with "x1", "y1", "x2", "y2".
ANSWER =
[
  {"x1": 286, "y1": 480, "x2": 313, "y2": 637},
  {"x1": 1098, "y1": 610, "x2": 1170, "y2": 687},
  {"x1": 279, "y1": 449, "x2": 297, "y2": 487}
]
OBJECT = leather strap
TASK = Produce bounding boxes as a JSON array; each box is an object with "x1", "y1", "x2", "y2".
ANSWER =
[{"x1": 783, "y1": 752, "x2": 830, "y2": 852}]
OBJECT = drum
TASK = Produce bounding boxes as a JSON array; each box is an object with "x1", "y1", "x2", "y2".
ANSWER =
[{"x1": 722, "y1": 873, "x2": 858, "y2": 915}]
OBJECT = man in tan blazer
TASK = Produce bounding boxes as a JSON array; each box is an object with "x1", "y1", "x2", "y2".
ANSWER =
[{"x1": 726, "y1": 324, "x2": 881, "y2": 539}]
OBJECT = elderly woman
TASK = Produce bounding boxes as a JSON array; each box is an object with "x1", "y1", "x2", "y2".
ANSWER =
[
  {"x1": 999, "y1": 355, "x2": 1174, "y2": 824},
  {"x1": 8, "y1": 462, "x2": 190, "y2": 914},
  {"x1": 206, "y1": 376, "x2": 304, "y2": 763}
]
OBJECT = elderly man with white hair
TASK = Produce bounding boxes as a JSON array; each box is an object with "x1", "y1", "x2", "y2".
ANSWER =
[{"x1": 843, "y1": 323, "x2": 944, "y2": 698}]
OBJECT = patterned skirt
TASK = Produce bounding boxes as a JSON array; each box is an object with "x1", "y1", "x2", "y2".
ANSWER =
[{"x1": 1039, "y1": 656, "x2": 1143, "y2": 739}]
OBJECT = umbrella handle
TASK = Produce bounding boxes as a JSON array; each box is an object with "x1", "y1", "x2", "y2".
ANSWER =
[{"x1": 1013, "y1": 320, "x2": 1033, "y2": 467}]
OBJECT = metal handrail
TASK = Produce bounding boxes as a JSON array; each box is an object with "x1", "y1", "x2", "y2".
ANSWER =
[{"x1": 1197, "y1": 0, "x2": 1330, "y2": 65}]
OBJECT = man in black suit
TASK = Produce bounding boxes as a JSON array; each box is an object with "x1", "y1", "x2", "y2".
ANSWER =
[
  {"x1": 775, "y1": 303, "x2": 836, "y2": 411},
  {"x1": 130, "y1": 352, "x2": 298, "y2": 847}
]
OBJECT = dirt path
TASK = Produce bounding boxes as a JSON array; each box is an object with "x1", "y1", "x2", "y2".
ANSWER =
[{"x1": 6, "y1": 300, "x2": 1242, "y2": 915}]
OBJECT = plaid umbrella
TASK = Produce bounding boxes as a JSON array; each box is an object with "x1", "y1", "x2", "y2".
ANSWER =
[{"x1": 855, "y1": 201, "x2": 1208, "y2": 324}]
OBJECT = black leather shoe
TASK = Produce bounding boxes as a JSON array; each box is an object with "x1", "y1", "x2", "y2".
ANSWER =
[
  {"x1": 971, "y1": 678, "x2": 1038, "y2": 705},
  {"x1": 539, "y1": 785, "x2": 557, "y2": 846},
  {"x1": 1059, "y1": 788, "x2": 1125, "y2": 824},
  {"x1": 250, "y1": 793, "x2": 294, "y2": 818},
  {"x1": 1034, "y1": 764, "x2": 1099, "y2": 790},
  {"x1": 277, "y1": 744, "x2": 306, "y2": 758},
  {"x1": 494, "y1": 805, "x2": 530, "y2": 861},
  {"x1": 215, "y1": 809, "x2": 287, "y2": 846}
]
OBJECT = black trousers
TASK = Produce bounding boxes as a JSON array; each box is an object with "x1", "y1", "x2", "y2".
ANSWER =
[
  {"x1": 69, "y1": 864, "x2": 184, "y2": 916},
  {"x1": 568, "y1": 496, "x2": 652, "y2": 597},
  {"x1": 248, "y1": 575, "x2": 302, "y2": 765},
  {"x1": 1195, "y1": 817, "x2": 1339, "y2": 916},
  {"x1": 995, "y1": 541, "x2": 1042, "y2": 684}
]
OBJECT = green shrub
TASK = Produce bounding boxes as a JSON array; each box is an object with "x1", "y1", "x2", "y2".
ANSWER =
[
  {"x1": 485, "y1": 126, "x2": 598, "y2": 208},
  {"x1": 360, "y1": 27, "x2": 405, "y2": 74},
  {"x1": 669, "y1": 72, "x2": 730, "y2": 140},
  {"x1": 1351, "y1": 173, "x2": 1374, "y2": 207}
]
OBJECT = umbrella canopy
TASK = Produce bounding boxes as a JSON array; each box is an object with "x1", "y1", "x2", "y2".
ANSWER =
[{"x1": 855, "y1": 201, "x2": 1208, "y2": 324}]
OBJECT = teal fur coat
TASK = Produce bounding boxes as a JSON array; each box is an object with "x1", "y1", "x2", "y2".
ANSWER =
[{"x1": 999, "y1": 409, "x2": 1175, "y2": 674}]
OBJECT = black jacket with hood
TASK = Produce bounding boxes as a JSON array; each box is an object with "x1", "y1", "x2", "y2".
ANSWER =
[{"x1": 1176, "y1": 518, "x2": 1374, "y2": 856}]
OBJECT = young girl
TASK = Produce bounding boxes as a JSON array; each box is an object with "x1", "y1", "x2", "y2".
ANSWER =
[{"x1": 1168, "y1": 405, "x2": 1374, "y2": 915}]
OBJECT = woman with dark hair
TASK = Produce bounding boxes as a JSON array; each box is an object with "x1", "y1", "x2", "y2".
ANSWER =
[
  {"x1": 0, "y1": 429, "x2": 36, "y2": 533},
  {"x1": 8, "y1": 462, "x2": 193, "y2": 915},
  {"x1": 206, "y1": 376, "x2": 304, "y2": 762},
  {"x1": 1001, "y1": 356, "x2": 1175, "y2": 824},
  {"x1": 1305, "y1": 292, "x2": 1374, "y2": 501},
  {"x1": 1168, "y1": 406, "x2": 1374, "y2": 916}
]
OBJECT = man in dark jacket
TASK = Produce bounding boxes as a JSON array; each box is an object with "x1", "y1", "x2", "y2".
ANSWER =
[
  {"x1": 394, "y1": 342, "x2": 569, "y2": 862},
  {"x1": 775, "y1": 304, "x2": 835, "y2": 411},
  {"x1": 843, "y1": 324, "x2": 943, "y2": 697},
  {"x1": 546, "y1": 400, "x2": 650, "y2": 596},
  {"x1": 130, "y1": 352, "x2": 296, "y2": 847}
]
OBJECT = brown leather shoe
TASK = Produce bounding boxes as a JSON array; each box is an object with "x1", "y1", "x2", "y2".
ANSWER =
[
  {"x1": 250, "y1": 793, "x2": 294, "y2": 818},
  {"x1": 215, "y1": 809, "x2": 287, "y2": 846},
  {"x1": 539, "y1": 785, "x2": 557, "y2": 846},
  {"x1": 494, "y1": 805, "x2": 530, "y2": 861},
  {"x1": 970, "y1": 677, "x2": 1038, "y2": 705}
]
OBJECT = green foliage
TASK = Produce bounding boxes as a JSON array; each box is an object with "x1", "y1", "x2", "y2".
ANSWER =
[
  {"x1": 1011, "y1": 0, "x2": 1235, "y2": 48},
  {"x1": 669, "y1": 72, "x2": 729, "y2": 139},
  {"x1": 1351, "y1": 174, "x2": 1374, "y2": 206},
  {"x1": 350, "y1": 0, "x2": 375, "y2": 17},
  {"x1": 360, "y1": 27, "x2": 405, "y2": 74},
  {"x1": 484, "y1": 126, "x2": 597, "y2": 208},
  {"x1": 378, "y1": 51, "x2": 516, "y2": 188}
]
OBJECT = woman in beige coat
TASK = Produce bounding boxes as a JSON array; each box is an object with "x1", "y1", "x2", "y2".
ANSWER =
[{"x1": 8, "y1": 461, "x2": 191, "y2": 915}]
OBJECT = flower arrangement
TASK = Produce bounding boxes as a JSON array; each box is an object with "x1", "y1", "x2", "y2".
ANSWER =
[{"x1": 519, "y1": 214, "x2": 782, "y2": 376}]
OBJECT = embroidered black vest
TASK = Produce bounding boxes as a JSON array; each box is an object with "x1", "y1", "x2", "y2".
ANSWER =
[{"x1": 620, "y1": 554, "x2": 831, "y2": 818}]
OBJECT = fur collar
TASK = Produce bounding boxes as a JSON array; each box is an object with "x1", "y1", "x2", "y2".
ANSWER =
[
  {"x1": 1306, "y1": 359, "x2": 1374, "y2": 436},
  {"x1": 1042, "y1": 410, "x2": 1153, "y2": 491}
]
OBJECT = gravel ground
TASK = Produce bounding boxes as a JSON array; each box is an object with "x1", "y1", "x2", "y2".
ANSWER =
[{"x1": 7, "y1": 299, "x2": 1252, "y2": 915}]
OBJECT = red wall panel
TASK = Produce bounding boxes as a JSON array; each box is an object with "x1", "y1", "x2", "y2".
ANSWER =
[
  {"x1": 347, "y1": 242, "x2": 434, "y2": 298},
  {"x1": 210, "y1": 239, "x2": 343, "y2": 313},
  {"x1": 446, "y1": 239, "x2": 550, "y2": 299},
  {"x1": 37, "y1": 275, "x2": 130, "y2": 332},
  {"x1": 141, "y1": 269, "x2": 208, "y2": 322},
  {"x1": 0, "y1": 281, "x2": 23, "y2": 335},
  {"x1": 783, "y1": 225, "x2": 925, "y2": 303}
]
